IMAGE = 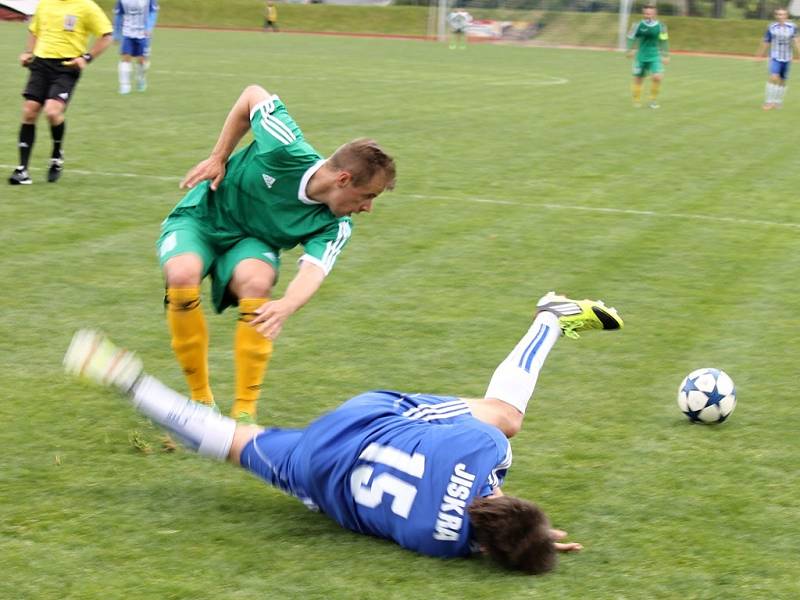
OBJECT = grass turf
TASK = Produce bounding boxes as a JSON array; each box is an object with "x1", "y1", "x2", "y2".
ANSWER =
[{"x1": 1, "y1": 22, "x2": 798, "y2": 599}]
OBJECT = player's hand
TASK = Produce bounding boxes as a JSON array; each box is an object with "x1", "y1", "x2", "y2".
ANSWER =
[
  {"x1": 61, "y1": 56, "x2": 88, "y2": 70},
  {"x1": 180, "y1": 156, "x2": 226, "y2": 190},
  {"x1": 19, "y1": 52, "x2": 33, "y2": 67},
  {"x1": 250, "y1": 298, "x2": 295, "y2": 340},
  {"x1": 662, "y1": 56, "x2": 670, "y2": 65},
  {"x1": 550, "y1": 529, "x2": 583, "y2": 553}
]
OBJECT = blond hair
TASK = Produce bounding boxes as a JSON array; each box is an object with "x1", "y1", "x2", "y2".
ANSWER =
[{"x1": 328, "y1": 138, "x2": 396, "y2": 190}]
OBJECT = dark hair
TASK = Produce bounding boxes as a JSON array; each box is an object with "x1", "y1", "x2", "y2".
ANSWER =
[
  {"x1": 467, "y1": 495, "x2": 557, "y2": 575},
  {"x1": 328, "y1": 138, "x2": 396, "y2": 190},
  {"x1": 643, "y1": 4, "x2": 656, "y2": 9}
]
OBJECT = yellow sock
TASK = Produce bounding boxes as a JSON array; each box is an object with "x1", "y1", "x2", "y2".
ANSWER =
[
  {"x1": 650, "y1": 79, "x2": 661, "y2": 101},
  {"x1": 632, "y1": 81, "x2": 643, "y2": 103},
  {"x1": 166, "y1": 286, "x2": 214, "y2": 405},
  {"x1": 232, "y1": 298, "x2": 273, "y2": 419}
]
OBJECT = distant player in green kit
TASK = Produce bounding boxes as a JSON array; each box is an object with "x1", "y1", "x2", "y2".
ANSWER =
[
  {"x1": 158, "y1": 85, "x2": 396, "y2": 423},
  {"x1": 626, "y1": 4, "x2": 670, "y2": 108}
]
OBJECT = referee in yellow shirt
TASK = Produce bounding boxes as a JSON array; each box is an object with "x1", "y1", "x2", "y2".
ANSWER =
[{"x1": 9, "y1": 0, "x2": 113, "y2": 185}]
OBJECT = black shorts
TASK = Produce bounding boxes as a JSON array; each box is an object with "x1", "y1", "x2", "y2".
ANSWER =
[{"x1": 22, "y1": 57, "x2": 82, "y2": 105}]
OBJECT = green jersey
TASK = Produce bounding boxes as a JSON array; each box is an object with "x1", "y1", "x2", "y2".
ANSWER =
[
  {"x1": 627, "y1": 19, "x2": 669, "y2": 61},
  {"x1": 170, "y1": 95, "x2": 352, "y2": 277}
]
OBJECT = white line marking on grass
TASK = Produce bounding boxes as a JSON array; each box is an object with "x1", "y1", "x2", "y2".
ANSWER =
[
  {"x1": 484, "y1": 76, "x2": 569, "y2": 86},
  {"x1": 1, "y1": 164, "x2": 179, "y2": 183},
  {"x1": 4, "y1": 164, "x2": 797, "y2": 230},
  {"x1": 400, "y1": 193, "x2": 800, "y2": 230}
]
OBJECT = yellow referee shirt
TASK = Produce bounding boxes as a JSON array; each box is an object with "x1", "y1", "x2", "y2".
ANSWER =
[{"x1": 29, "y1": 0, "x2": 113, "y2": 59}]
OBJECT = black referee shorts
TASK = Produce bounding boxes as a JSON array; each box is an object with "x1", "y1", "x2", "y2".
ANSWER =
[{"x1": 22, "y1": 57, "x2": 82, "y2": 105}]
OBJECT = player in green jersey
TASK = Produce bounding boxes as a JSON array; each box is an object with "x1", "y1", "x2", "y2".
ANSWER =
[
  {"x1": 626, "y1": 5, "x2": 670, "y2": 109},
  {"x1": 158, "y1": 84, "x2": 396, "y2": 422}
]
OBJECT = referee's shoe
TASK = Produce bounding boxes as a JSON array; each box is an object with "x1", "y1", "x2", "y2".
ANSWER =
[
  {"x1": 8, "y1": 167, "x2": 32, "y2": 185},
  {"x1": 48, "y1": 155, "x2": 64, "y2": 183}
]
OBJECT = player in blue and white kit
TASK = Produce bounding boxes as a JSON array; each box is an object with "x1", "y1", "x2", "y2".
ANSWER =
[
  {"x1": 64, "y1": 291, "x2": 624, "y2": 574},
  {"x1": 113, "y1": 0, "x2": 158, "y2": 94},
  {"x1": 757, "y1": 8, "x2": 800, "y2": 110}
]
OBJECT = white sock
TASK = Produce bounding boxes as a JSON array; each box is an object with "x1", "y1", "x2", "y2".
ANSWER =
[
  {"x1": 137, "y1": 61, "x2": 148, "y2": 82},
  {"x1": 777, "y1": 84, "x2": 787, "y2": 104},
  {"x1": 484, "y1": 311, "x2": 561, "y2": 413},
  {"x1": 118, "y1": 61, "x2": 132, "y2": 91},
  {"x1": 130, "y1": 375, "x2": 236, "y2": 460}
]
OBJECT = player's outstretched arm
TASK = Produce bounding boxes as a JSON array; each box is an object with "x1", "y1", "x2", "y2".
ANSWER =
[
  {"x1": 180, "y1": 85, "x2": 273, "y2": 191},
  {"x1": 250, "y1": 261, "x2": 326, "y2": 339}
]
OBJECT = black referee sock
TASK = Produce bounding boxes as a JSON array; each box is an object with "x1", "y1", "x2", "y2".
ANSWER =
[
  {"x1": 51, "y1": 122, "x2": 65, "y2": 160},
  {"x1": 18, "y1": 123, "x2": 35, "y2": 168}
]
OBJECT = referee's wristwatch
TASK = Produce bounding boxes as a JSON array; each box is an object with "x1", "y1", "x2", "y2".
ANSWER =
[{"x1": 81, "y1": 53, "x2": 93, "y2": 63}]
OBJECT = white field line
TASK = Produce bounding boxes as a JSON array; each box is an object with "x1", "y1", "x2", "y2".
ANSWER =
[
  {"x1": 85, "y1": 67, "x2": 571, "y2": 86},
  {"x1": 4, "y1": 164, "x2": 798, "y2": 230},
  {"x1": 399, "y1": 193, "x2": 800, "y2": 230}
]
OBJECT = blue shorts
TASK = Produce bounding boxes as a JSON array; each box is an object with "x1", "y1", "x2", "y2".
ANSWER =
[
  {"x1": 120, "y1": 36, "x2": 149, "y2": 57},
  {"x1": 769, "y1": 58, "x2": 791, "y2": 80}
]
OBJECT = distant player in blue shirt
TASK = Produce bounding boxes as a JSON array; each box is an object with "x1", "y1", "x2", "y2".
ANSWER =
[
  {"x1": 65, "y1": 291, "x2": 624, "y2": 574},
  {"x1": 757, "y1": 8, "x2": 800, "y2": 110},
  {"x1": 113, "y1": 0, "x2": 158, "y2": 94}
]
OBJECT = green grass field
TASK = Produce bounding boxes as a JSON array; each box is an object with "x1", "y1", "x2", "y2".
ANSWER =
[{"x1": 1, "y1": 22, "x2": 799, "y2": 599}]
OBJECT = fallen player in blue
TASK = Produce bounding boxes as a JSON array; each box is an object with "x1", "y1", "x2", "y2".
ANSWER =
[{"x1": 64, "y1": 291, "x2": 622, "y2": 574}]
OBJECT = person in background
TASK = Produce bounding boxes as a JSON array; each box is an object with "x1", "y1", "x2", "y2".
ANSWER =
[
  {"x1": 626, "y1": 4, "x2": 670, "y2": 109},
  {"x1": 264, "y1": 1, "x2": 279, "y2": 32},
  {"x1": 757, "y1": 7, "x2": 800, "y2": 110},
  {"x1": 9, "y1": 0, "x2": 113, "y2": 185},
  {"x1": 113, "y1": 0, "x2": 159, "y2": 94},
  {"x1": 447, "y1": 8, "x2": 472, "y2": 50}
]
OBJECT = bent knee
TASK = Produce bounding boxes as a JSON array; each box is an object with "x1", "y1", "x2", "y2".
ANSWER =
[
  {"x1": 229, "y1": 259, "x2": 275, "y2": 298},
  {"x1": 502, "y1": 411, "x2": 524, "y2": 438},
  {"x1": 164, "y1": 254, "x2": 204, "y2": 287}
]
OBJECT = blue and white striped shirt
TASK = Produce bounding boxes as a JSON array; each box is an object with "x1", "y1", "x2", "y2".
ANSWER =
[
  {"x1": 764, "y1": 21, "x2": 797, "y2": 62},
  {"x1": 114, "y1": 0, "x2": 159, "y2": 39}
]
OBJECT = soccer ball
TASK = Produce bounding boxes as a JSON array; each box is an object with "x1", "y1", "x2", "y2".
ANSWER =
[{"x1": 677, "y1": 368, "x2": 736, "y2": 424}]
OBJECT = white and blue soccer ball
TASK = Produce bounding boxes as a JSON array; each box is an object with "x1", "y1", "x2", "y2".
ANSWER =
[{"x1": 677, "y1": 368, "x2": 736, "y2": 424}]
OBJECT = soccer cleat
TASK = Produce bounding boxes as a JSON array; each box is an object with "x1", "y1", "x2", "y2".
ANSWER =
[
  {"x1": 47, "y1": 157, "x2": 64, "y2": 183},
  {"x1": 119, "y1": 85, "x2": 131, "y2": 95},
  {"x1": 762, "y1": 103, "x2": 774, "y2": 111},
  {"x1": 8, "y1": 167, "x2": 32, "y2": 185},
  {"x1": 649, "y1": 101, "x2": 660, "y2": 109},
  {"x1": 64, "y1": 329, "x2": 143, "y2": 393},
  {"x1": 136, "y1": 78, "x2": 147, "y2": 92},
  {"x1": 536, "y1": 292, "x2": 623, "y2": 339}
]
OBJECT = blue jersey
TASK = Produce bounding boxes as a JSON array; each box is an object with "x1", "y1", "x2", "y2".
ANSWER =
[
  {"x1": 764, "y1": 21, "x2": 797, "y2": 62},
  {"x1": 113, "y1": 0, "x2": 158, "y2": 39},
  {"x1": 241, "y1": 391, "x2": 513, "y2": 558}
]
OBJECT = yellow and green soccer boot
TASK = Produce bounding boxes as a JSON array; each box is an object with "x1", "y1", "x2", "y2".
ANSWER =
[{"x1": 536, "y1": 292, "x2": 623, "y2": 339}]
